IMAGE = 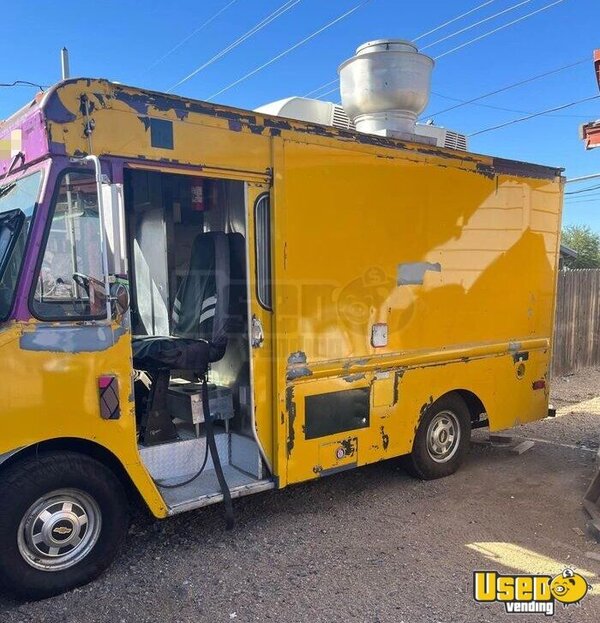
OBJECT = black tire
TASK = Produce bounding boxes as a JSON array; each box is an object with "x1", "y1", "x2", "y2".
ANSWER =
[
  {"x1": 0, "y1": 451, "x2": 129, "y2": 600},
  {"x1": 406, "y1": 393, "x2": 471, "y2": 480}
]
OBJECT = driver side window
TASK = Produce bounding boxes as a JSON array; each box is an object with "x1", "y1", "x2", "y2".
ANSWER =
[{"x1": 32, "y1": 171, "x2": 105, "y2": 320}]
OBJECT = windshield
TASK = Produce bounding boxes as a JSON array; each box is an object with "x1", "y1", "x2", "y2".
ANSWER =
[{"x1": 0, "y1": 170, "x2": 42, "y2": 319}]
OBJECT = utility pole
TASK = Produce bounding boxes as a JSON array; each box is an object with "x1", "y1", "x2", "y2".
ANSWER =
[{"x1": 61, "y1": 47, "x2": 70, "y2": 81}]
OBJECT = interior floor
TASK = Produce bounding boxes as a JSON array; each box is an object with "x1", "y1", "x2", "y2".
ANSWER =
[
  {"x1": 159, "y1": 465, "x2": 275, "y2": 514},
  {"x1": 139, "y1": 420, "x2": 271, "y2": 512}
]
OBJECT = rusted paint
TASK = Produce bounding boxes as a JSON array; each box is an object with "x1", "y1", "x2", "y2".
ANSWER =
[
  {"x1": 288, "y1": 351, "x2": 307, "y2": 365},
  {"x1": 393, "y1": 370, "x2": 403, "y2": 405},
  {"x1": 286, "y1": 386, "x2": 296, "y2": 456},
  {"x1": 286, "y1": 366, "x2": 312, "y2": 381},
  {"x1": 343, "y1": 357, "x2": 370, "y2": 370},
  {"x1": 286, "y1": 350, "x2": 312, "y2": 380},
  {"x1": 93, "y1": 92, "x2": 107, "y2": 108},
  {"x1": 343, "y1": 372, "x2": 366, "y2": 383},
  {"x1": 339, "y1": 436, "x2": 357, "y2": 457},
  {"x1": 491, "y1": 156, "x2": 563, "y2": 181},
  {"x1": 380, "y1": 426, "x2": 390, "y2": 450},
  {"x1": 512, "y1": 351, "x2": 530, "y2": 363}
]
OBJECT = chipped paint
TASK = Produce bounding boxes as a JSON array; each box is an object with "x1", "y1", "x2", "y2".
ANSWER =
[
  {"x1": 512, "y1": 351, "x2": 530, "y2": 363},
  {"x1": 343, "y1": 372, "x2": 366, "y2": 383},
  {"x1": 491, "y1": 156, "x2": 562, "y2": 181},
  {"x1": 393, "y1": 370, "x2": 403, "y2": 405},
  {"x1": 380, "y1": 426, "x2": 390, "y2": 450},
  {"x1": 286, "y1": 386, "x2": 296, "y2": 456},
  {"x1": 20, "y1": 324, "x2": 125, "y2": 353},
  {"x1": 44, "y1": 91, "x2": 77, "y2": 124},
  {"x1": 286, "y1": 367, "x2": 312, "y2": 381},
  {"x1": 288, "y1": 351, "x2": 307, "y2": 365},
  {"x1": 339, "y1": 437, "x2": 357, "y2": 458},
  {"x1": 397, "y1": 262, "x2": 441, "y2": 286},
  {"x1": 286, "y1": 350, "x2": 312, "y2": 380},
  {"x1": 343, "y1": 357, "x2": 370, "y2": 370},
  {"x1": 0, "y1": 77, "x2": 563, "y2": 506}
]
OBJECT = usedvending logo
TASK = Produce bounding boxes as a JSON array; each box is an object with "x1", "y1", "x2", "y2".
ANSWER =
[{"x1": 473, "y1": 568, "x2": 591, "y2": 615}]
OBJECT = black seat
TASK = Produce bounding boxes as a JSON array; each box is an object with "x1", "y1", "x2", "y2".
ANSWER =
[
  {"x1": 132, "y1": 231, "x2": 232, "y2": 444},
  {"x1": 132, "y1": 231, "x2": 231, "y2": 374}
]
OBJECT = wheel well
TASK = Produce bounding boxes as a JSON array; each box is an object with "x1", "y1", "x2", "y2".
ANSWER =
[
  {"x1": 0, "y1": 438, "x2": 145, "y2": 510},
  {"x1": 453, "y1": 389, "x2": 488, "y2": 427}
]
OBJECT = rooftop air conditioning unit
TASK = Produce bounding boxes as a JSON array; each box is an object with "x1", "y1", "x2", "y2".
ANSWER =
[{"x1": 255, "y1": 97, "x2": 468, "y2": 151}]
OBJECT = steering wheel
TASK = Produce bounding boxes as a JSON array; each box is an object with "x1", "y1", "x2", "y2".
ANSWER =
[
  {"x1": 72, "y1": 272, "x2": 104, "y2": 294},
  {"x1": 72, "y1": 272, "x2": 108, "y2": 317}
]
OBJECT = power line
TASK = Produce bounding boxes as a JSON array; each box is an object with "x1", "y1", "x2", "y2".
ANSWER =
[
  {"x1": 304, "y1": 0, "x2": 500, "y2": 101},
  {"x1": 169, "y1": 0, "x2": 302, "y2": 92},
  {"x1": 421, "y1": 0, "x2": 534, "y2": 50},
  {"x1": 565, "y1": 193, "x2": 600, "y2": 201},
  {"x1": 423, "y1": 58, "x2": 588, "y2": 118},
  {"x1": 414, "y1": 0, "x2": 498, "y2": 41},
  {"x1": 563, "y1": 196, "x2": 600, "y2": 204},
  {"x1": 430, "y1": 89, "x2": 595, "y2": 118},
  {"x1": 0, "y1": 80, "x2": 45, "y2": 90},
  {"x1": 143, "y1": 0, "x2": 238, "y2": 75},
  {"x1": 303, "y1": 78, "x2": 338, "y2": 98},
  {"x1": 468, "y1": 94, "x2": 600, "y2": 137},
  {"x1": 314, "y1": 85, "x2": 340, "y2": 99},
  {"x1": 565, "y1": 183, "x2": 600, "y2": 195},
  {"x1": 433, "y1": 0, "x2": 569, "y2": 61},
  {"x1": 206, "y1": 0, "x2": 370, "y2": 101},
  {"x1": 306, "y1": 1, "x2": 572, "y2": 112}
]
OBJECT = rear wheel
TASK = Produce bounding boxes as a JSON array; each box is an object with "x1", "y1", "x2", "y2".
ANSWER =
[
  {"x1": 406, "y1": 393, "x2": 471, "y2": 480},
  {"x1": 0, "y1": 452, "x2": 129, "y2": 599}
]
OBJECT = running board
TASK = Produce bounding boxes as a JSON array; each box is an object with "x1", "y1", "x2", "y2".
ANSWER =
[{"x1": 160, "y1": 466, "x2": 274, "y2": 516}]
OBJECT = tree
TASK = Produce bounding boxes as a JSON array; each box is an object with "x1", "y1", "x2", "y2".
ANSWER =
[{"x1": 561, "y1": 225, "x2": 600, "y2": 269}]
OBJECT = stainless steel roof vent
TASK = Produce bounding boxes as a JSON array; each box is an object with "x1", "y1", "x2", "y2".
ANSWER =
[{"x1": 338, "y1": 39, "x2": 434, "y2": 140}]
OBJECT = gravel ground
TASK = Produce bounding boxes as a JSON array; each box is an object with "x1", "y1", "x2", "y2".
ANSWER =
[{"x1": 2, "y1": 370, "x2": 600, "y2": 622}]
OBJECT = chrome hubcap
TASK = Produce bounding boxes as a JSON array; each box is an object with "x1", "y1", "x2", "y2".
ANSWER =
[
  {"x1": 426, "y1": 410, "x2": 460, "y2": 463},
  {"x1": 18, "y1": 489, "x2": 101, "y2": 571}
]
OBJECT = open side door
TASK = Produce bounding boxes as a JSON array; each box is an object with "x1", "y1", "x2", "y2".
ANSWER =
[{"x1": 246, "y1": 182, "x2": 277, "y2": 475}]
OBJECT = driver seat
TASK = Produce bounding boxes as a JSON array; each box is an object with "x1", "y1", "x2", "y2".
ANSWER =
[{"x1": 132, "y1": 231, "x2": 231, "y2": 444}]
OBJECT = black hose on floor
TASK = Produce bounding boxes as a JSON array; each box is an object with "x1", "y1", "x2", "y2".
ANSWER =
[{"x1": 202, "y1": 375, "x2": 234, "y2": 530}]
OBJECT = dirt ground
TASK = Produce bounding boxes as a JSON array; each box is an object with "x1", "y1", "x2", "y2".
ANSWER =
[{"x1": 2, "y1": 369, "x2": 600, "y2": 622}]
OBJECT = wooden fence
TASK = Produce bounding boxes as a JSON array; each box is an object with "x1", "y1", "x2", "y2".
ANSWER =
[{"x1": 552, "y1": 269, "x2": 600, "y2": 376}]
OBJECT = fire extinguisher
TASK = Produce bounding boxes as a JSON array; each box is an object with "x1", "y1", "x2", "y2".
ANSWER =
[{"x1": 191, "y1": 178, "x2": 204, "y2": 211}]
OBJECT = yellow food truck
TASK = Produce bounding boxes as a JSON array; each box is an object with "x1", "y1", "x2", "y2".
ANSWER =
[{"x1": 0, "y1": 41, "x2": 563, "y2": 598}]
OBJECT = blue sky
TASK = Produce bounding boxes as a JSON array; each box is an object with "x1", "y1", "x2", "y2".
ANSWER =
[{"x1": 1, "y1": 0, "x2": 599, "y2": 230}]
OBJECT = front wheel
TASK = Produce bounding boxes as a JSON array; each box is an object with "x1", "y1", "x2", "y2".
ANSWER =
[
  {"x1": 406, "y1": 393, "x2": 471, "y2": 480},
  {"x1": 0, "y1": 452, "x2": 129, "y2": 600}
]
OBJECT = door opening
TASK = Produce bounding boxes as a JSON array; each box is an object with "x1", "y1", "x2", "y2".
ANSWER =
[{"x1": 123, "y1": 169, "x2": 271, "y2": 513}]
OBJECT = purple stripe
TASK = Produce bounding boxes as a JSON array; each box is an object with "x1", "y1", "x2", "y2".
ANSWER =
[
  {"x1": 12, "y1": 159, "x2": 62, "y2": 321},
  {"x1": 11, "y1": 156, "x2": 119, "y2": 321}
]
